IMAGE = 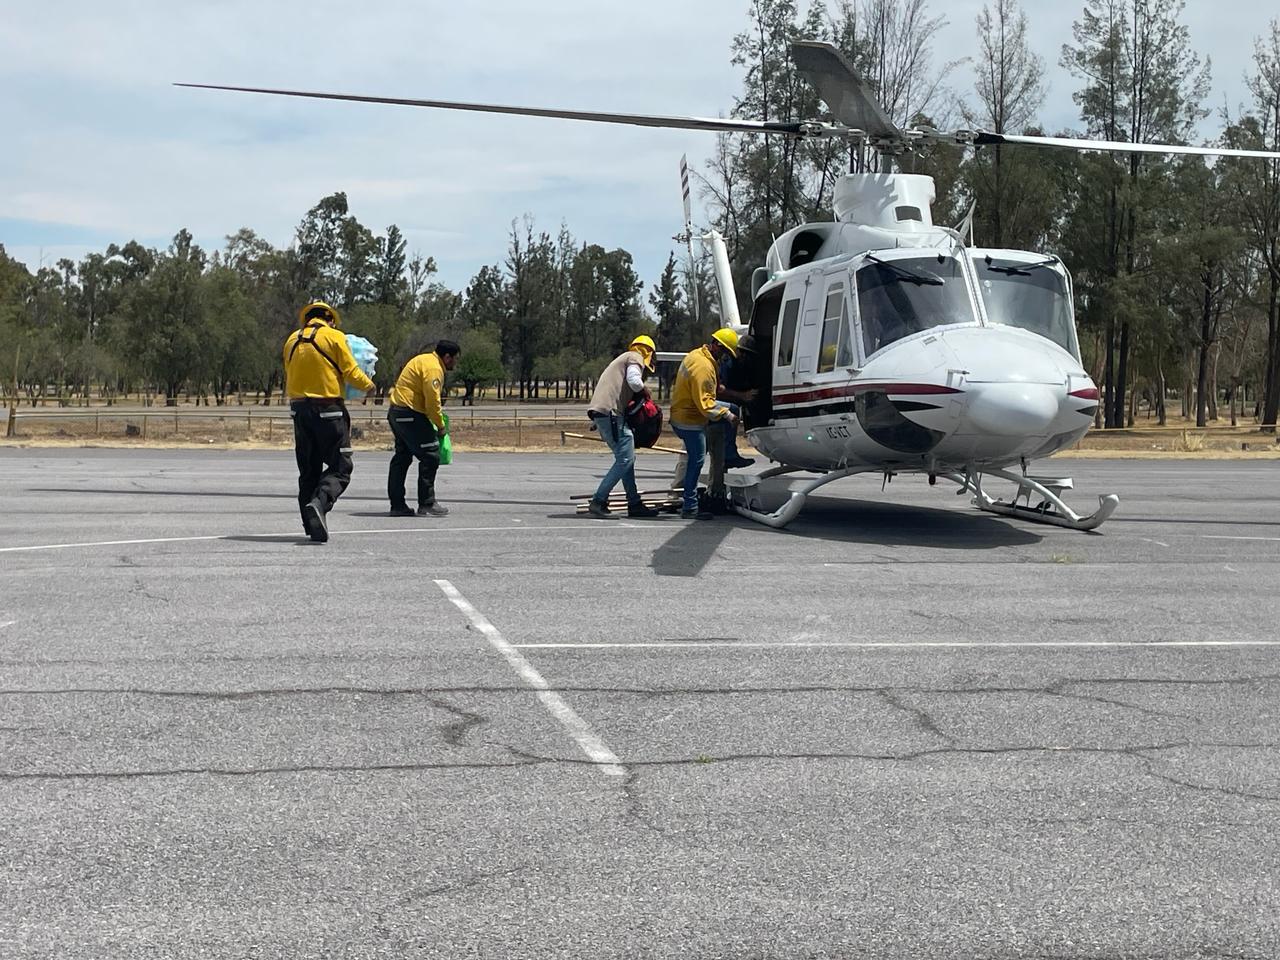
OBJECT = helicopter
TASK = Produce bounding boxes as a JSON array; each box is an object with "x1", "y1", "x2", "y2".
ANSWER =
[{"x1": 178, "y1": 42, "x2": 1280, "y2": 533}]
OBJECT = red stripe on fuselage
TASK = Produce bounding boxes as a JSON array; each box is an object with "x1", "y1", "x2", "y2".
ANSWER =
[{"x1": 773, "y1": 381, "x2": 963, "y2": 406}]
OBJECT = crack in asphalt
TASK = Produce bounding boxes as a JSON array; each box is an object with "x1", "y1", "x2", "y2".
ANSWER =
[
  {"x1": 619, "y1": 768, "x2": 666, "y2": 835},
  {"x1": 878, "y1": 689, "x2": 956, "y2": 744},
  {"x1": 377, "y1": 863, "x2": 531, "y2": 913},
  {"x1": 427, "y1": 696, "x2": 485, "y2": 747},
  {"x1": 1128, "y1": 749, "x2": 1280, "y2": 804},
  {"x1": 1043, "y1": 689, "x2": 1194, "y2": 721},
  {"x1": 4, "y1": 681, "x2": 1276, "y2": 803},
  {"x1": 4, "y1": 742, "x2": 1277, "y2": 805},
  {"x1": 4, "y1": 675, "x2": 1278, "y2": 700},
  {"x1": 129, "y1": 577, "x2": 170, "y2": 604},
  {"x1": 0, "y1": 758, "x2": 537, "y2": 781}
]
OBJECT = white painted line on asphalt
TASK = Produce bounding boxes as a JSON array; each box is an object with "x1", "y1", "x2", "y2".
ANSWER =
[
  {"x1": 0, "y1": 522, "x2": 666, "y2": 555},
  {"x1": 0, "y1": 534, "x2": 232, "y2": 553},
  {"x1": 1139, "y1": 538, "x2": 1170, "y2": 548},
  {"x1": 434, "y1": 579, "x2": 625, "y2": 777},
  {"x1": 512, "y1": 640, "x2": 1280, "y2": 649},
  {"x1": 1202, "y1": 535, "x2": 1280, "y2": 542}
]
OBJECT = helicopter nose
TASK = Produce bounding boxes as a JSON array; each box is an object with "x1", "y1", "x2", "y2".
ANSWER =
[{"x1": 964, "y1": 381, "x2": 1060, "y2": 436}]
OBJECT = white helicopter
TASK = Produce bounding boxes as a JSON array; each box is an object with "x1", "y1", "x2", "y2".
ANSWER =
[{"x1": 179, "y1": 42, "x2": 1280, "y2": 532}]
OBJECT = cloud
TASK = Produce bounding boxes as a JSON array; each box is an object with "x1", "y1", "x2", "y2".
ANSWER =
[{"x1": 1, "y1": 0, "x2": 1269, "y2": 292}]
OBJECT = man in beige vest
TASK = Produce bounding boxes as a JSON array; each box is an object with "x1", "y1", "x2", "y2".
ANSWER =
[{"x1": 585, "y1": 335, "x2": 661, "y2": 519}]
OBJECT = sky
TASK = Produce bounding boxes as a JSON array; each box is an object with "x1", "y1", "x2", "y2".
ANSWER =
[{"x1": 1, "y1": 0, "x2": 1271, "y2": 296}]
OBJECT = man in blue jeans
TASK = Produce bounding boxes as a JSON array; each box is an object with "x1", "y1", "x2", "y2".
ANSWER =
[
  {"x1": 669, "y1": 329, "x2": 739, "y2": 519},
  {"x1": 585, "y1": 336, "x2": 661, "y2": 519}
]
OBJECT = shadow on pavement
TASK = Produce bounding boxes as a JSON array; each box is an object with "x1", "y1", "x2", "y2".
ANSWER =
[
  {"x1": 649, "y1": 516, "x2": 735, "y2": 578},
  {"x1": 776, "y1": 495, "x2": 1043, "y2": 548},
  {"x1": 28, "y1": 488, "x2": 563, "y2": 508},
  {"x1": 221, "y1": 534, "x2": 316, "y2": 546}
]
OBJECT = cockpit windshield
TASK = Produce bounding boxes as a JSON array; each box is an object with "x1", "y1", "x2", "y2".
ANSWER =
[
  {"x1": 856, "y1": 255, "x2": 976, "y2": 358},
  {"x1": 975, "y1": 256, "x2": 1079, "y2": 359}
]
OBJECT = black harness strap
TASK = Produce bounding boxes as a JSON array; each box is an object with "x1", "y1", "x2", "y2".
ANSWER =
[{"x1": 289, "y1": 323, "x2": 343, "y2": 378}]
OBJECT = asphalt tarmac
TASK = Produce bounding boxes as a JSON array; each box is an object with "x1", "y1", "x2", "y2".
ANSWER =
[{"x1": 1, "y1": 448, "x2": 1278, "y2": 959}]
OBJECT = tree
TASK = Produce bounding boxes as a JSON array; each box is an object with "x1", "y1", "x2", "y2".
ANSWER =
[
  {"x1": 454, "y1": 325, "x2": 507, "y2": 404},
  {"x1": 117, "y1": 232, "x2": 208, "y2": 405},
  {"x1": 649, "y1": 254, "x2": 687, "y2": 346},
  {"x1": 373, "y1": 225, "x2": 408, "y2": 307},
  {"x1": 294, "y1": 192, "x2": 350, "y2": 303},
  {"x1": 504, "y1": 217, "x2": 560, "y2": 398},
  {"x1": 705, "y1": 0, "x2": 958, "y2": 316},
  {"x1": 963, "y1": 0, "x2": 1049, "y2": 247},
  {"x1": 1061, "y1": 0, "x2": 1210, "y2": 427},
  {"x1": 201, "y1": 264, "x2": 271, "y2": 404},
  {"x1": 1221, "y1": 20, "x2": 1280, "y2": 429}
]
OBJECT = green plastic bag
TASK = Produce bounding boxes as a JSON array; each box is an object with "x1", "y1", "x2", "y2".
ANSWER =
[{"x1": 439, "y1": 413, "x2": 452, "y2": 465}]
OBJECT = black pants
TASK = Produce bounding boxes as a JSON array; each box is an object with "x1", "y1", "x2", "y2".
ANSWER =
[
  {"x1": 387, "y1": 406, "x2": 441, "y2": 509},
  {"x1": 291, "y1": 399, "x2": 353, "y2": 523}
]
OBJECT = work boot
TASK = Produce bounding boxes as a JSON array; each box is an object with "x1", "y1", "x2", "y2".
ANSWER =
[
  {"x1": 726, "y1": 455, "x2": 755, "y2": 469},
  {"x1": 587, "y1": 499, "x2": 616, "y2": 519},
  {"x1": 417, "y1": 503, "x2": 449, "y2": 517},
  {"x1": 305, "y1": 498, "x2": 329, "y2": 543},
  {"x1": 703, "y1": 494, "x2": 733, "y2": 516},
  {"x1": 388, "y1": 504, "x2": 415, "y2": 518},
  {"x1": 627, "y1": 501, "x2": 660, "y2": 519},
  {"x1": 680, "y1": 508, "x2": 714, "y2": 521}
]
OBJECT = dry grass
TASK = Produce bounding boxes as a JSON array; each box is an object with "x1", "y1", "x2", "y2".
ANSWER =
[
  {"x1": 1, "y1": 414, "x2": 640, "y2": 455},
  {"x1": 6, "y1": 410, "x2": 1280, "y2": 458}
]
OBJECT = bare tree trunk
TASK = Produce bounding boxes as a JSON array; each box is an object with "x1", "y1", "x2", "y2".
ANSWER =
[
  {"x1": 1104, "y1": 320, "x2": 1117, "y2": 428},
  {"x1": 1114, "y1": 321, "x2": 1131, "y2": 428},
  {"x1": 1262, "y1": 277, "x2": 1280, "y2": 431},
  {"x1": 1155, "y1": 358, "x2": 1167, "y2": 426},
  {"x1": 1208, "y1": 342, "x2": 1219, "y2": 421}
]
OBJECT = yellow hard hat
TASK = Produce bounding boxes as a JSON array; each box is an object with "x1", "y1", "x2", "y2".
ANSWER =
[
  {"x1": 711, "y1": 327, "x2": 739, "y2": 357},
  {"x1": 629, "y1": 334, "x2": 657, "y2": 369},
  {"x1": 298, "y1": 300, "x2": 341, "y2": 329}
]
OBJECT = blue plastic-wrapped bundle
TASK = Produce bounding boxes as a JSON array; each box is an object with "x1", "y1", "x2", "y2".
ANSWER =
[{"x1": 344, "y1": 335, "x2": 379, "y2": 400}]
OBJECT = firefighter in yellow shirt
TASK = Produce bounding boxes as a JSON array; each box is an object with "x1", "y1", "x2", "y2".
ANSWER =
[
  {"x1": 283, "y1": 301, "x2": 375, "y2": 543},
  {"x1": 386, "y1": 339, "x2": 461, "y2": 517},
  {"x1": 669, "y1": 328, "x2": 738, "y2": 519}
]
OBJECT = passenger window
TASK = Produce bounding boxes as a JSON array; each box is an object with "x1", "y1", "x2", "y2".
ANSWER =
[
  {"x1": 837, "y1": 299, "x2": 854, "y2": 367},
  {"x1": 776, "y1": 298, "x2": 800, "y2": 366},
  {"x1": 817, "y1": 284, "x2": 845, "y2": 373}
]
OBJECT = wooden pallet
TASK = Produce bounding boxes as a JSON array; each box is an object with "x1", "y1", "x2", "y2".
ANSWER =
[{"x1": 572, "y1": 492, "x2": 681, "y2": 514}]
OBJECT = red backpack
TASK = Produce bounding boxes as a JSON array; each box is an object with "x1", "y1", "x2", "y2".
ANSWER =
[{"x1": 625, "y1": 392, "x2": 664, "y2": 448}]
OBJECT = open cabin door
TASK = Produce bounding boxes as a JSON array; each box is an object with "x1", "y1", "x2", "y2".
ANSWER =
[
  {"x1": 743, "y1": 284, "x2": 783, "y2": 429},
  {"x1": 759, "y1": 277, "x2": 810, "y2": 426}
]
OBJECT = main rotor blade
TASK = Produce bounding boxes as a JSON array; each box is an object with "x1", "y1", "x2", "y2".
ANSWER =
[
  {"x1": 790, "y1": 41, "x2": 902, "y2": 141},
  {"x1": 977, "y1": 130, "x2": 1280, "y2": 161},
  {"x1": 174, "y1": 83, "x2": 808, "y2": 137}
]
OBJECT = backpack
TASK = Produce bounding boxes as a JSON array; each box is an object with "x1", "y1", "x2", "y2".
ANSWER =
[{"x1": 625, "y1": 392, "x2": 663, "y2": 448}]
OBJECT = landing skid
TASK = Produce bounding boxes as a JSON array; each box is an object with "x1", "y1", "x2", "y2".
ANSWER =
[
  {"x1": 727, "y1": 466, "x2": 875, "y2": 528},
  {"x1": 943, "y1": 467, "x2": 1119, "y2": 532},
  {"x1": 726, "y1": 464, "x2": 1119, "y2": 532}
]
